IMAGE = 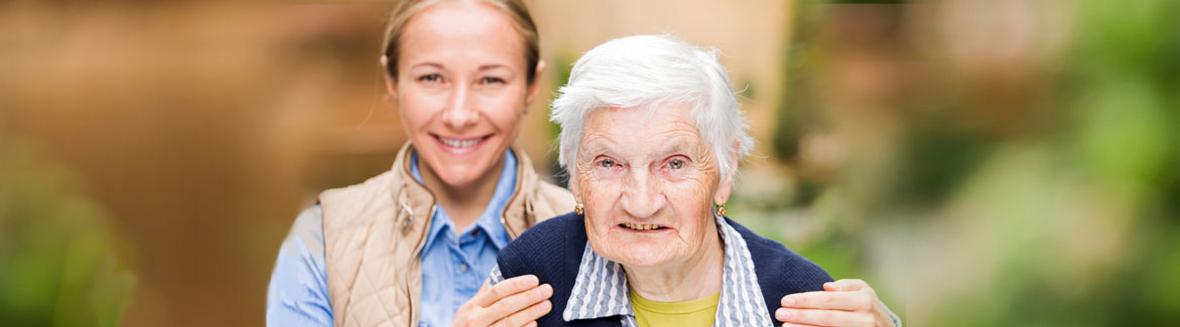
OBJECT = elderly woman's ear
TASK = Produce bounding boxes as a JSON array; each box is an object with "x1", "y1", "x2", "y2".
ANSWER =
[
  {"x1": 713, "y1": 139, "x2": 743, "y2": 206},
  {"x1": 567, "y1": 173, "x2": 581, "y2": 209}
]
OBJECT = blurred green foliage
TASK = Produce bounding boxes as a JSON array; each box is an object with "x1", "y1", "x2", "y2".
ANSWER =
[
  {"x1": 0, "y1": 141, "x2": 136, "y2": 327},
  {"x1": 545, "y1": 52, "x2": 578, "y2": 187},
  {"x1": 761, "y1": 0, "x2": 1180, "y2": 325}
]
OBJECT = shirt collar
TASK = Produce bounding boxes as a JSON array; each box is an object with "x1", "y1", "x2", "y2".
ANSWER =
[
  {"x1": 415, "y1": 150, "x2": 518, "y2": 253},
  {"x1": 563, "y1": 215, "x2": 774, "y2": 326},
  {"x1": 476, "y1": 149, "x2": 516, "y2": 249}
]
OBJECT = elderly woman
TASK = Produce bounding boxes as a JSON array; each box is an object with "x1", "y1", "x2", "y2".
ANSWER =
[{"x1": 485, "y1": 35, "x2": 899, "y2": 327}]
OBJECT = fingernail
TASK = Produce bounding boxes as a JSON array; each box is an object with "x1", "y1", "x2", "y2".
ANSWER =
[
  {"x1": 776, "y1": 308, "x2": 792, "y2": 320},
  {"x1": 781, "y1": 297, "x2": 795, "y2": 306}
]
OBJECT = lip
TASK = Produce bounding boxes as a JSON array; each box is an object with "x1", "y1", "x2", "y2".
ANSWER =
[{"x1": 431, "y1": 133, "x2": 493, "y2": 155}]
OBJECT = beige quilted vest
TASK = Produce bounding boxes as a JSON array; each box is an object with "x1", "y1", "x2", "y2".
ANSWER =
[{"x1": 319, "y1": 143, "x2": 575, "y2": 327}]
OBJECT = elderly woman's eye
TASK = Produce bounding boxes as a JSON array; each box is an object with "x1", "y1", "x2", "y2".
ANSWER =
[
  {"x1": 667, "y1": 158, "x2": 687, "y2": 170},
  {"x1": 598, "y1": 158, "x2": 616, "y2": 168},
  {"x1": 665, "y1": 155, "x2": 689, "y2": 168}
]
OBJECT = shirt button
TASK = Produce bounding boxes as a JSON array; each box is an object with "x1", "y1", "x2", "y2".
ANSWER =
[{"x1": 458, "y1": 264, "x2": 469, "y2": 272}]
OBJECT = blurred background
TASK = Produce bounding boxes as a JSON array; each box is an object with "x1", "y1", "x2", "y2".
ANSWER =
[{"x1": 1, "y1": 0, "x2": 1177, "y2": 326}]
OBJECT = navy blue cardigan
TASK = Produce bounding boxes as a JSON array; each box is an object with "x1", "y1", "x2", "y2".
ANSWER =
[{"x1": 496, "y1": 213, "x2": 833, "y2": 326}]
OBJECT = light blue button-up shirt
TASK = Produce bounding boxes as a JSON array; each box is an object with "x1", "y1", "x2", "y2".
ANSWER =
[
  {"x1": 413, "y1": 150, "x2": 516, "y2": 327},
  {"x1": 266, "y1": 150, "x2": 518, "y2": 327}
]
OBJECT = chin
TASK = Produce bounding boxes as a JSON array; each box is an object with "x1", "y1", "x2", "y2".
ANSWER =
[
  {"x1": 602, "y1": 242, "x2": 675, "y2": 268},
  {"x1": 418, "y1": 144, "x2": 502, "y2": 187},
  {"x1": 435, "y1": 163, "x2": 487, "y2": 187}
]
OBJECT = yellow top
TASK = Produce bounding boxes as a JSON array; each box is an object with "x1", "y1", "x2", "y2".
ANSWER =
[{"x1": 630, "y1": 289, "x2": 720, "y2": 327}]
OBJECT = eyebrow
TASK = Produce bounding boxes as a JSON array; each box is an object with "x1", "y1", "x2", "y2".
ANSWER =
[
  {"x1": 407, "y1": 62, "x2": 444, "y2": 71},
  {"x1": 579, "y1": 135, "x2": 697, "y2": 161},
  {"x1": 478, "y1": 64, "x2": 512, "y2": 71},
  {"x1": 406, "y1": 63, "x2": 513, "y2": 76},
  {"x1": 579, "y1": 138, "x2": 616, "y2": 156},
  {"x1": 652, "y1": 138, "x2": 695, "y2": 157}
]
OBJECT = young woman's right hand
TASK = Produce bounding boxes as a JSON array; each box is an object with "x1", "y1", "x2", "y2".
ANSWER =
[{"x1": 451, "y1": 275, "x2": 553, "y2": 327}]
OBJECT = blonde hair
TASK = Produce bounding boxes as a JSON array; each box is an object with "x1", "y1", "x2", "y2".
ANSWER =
[{"x1": 381, "y1": 0, "x2": 540, "y2": 84}]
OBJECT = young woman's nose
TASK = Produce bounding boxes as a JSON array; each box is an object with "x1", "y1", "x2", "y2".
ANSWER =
[{"x1": 441, "y1": 84, "x2": 478, "y2": 130}]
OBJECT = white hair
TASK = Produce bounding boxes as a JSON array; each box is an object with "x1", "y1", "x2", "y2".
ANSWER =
[{"x1": 550, "y1": 34, "x2": 754, "y2": 179}]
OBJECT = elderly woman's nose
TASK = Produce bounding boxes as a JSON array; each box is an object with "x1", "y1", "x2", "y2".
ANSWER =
[
  {"x1": 441, "y1": 84, "x2": 479, "y2": 129},
  {"x1": 620, "y1": 170, "x2": 666, "y2": 218}
]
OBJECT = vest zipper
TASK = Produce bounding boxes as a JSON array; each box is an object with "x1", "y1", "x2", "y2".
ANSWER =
[
  {"x1": 500, "y1": 156, "x2": 528, "y2": 239},
  {"x1": 407, "y1": 203, "x2": 435, "y2": 325}
]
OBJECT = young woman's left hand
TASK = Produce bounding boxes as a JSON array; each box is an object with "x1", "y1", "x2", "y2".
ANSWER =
[{"x1": 776, "y1": 279, "x2": 897, "y2": 327}]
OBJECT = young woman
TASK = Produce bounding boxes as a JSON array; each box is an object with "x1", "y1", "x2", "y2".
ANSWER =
[
  {"x1": 267, "y1": 1, "x2": 898, "y2": 327},
  {"x1": 268, "y1": 1, "x2": 567, "y2": 326}
]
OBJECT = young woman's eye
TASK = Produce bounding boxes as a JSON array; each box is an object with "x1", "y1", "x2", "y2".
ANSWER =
[
  {"x1": 480, "y1": 76, "x2": 506, "y2": 85},
  {"x1": 417, "y1": 73, "x2": 443, "y2": 83}
]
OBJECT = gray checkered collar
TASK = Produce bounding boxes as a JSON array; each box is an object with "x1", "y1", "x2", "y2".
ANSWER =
[{"x1": 562, "y1": 215, "x2": 774, "y2": 326}]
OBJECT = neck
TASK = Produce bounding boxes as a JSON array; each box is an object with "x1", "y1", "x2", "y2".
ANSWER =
[
  {"x1": 624, "y1": 226, "x2": 724, "y2": 302},
  {"x1": 419, "y1": 154, "x2": 506, "y2": 232}
]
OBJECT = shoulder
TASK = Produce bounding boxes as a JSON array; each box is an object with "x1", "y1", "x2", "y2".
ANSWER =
[
  {"x1": 319, "y1": 143, "x2": 411, "y2": 207},
  {"x1": 726, "y1": 218, "x2": 833, "y2": 292},
  {"x1": 283, "y1": 205, "x2": 325, "y2": 255},
  {"x1": 494, "y1": 213, "x2": 591, "y2": 327},
  {"x1": 525, "y1": 179, "x2": 575, "y2": 223},
  {"x1": 532, "y1": 179, "x2": 574, "y2": 210},
  {"x1": 528, "y1": 210, "x2": 582, "y2": 234},
  {"x1": 502, "y1": 213, "x2": 583, "y2": 257},
  {"x1": 497, "y1": 213, "x2": 585, "y2": 277},
  {"x1": 319, "y1": 169, "x2": 401, "y2": 211},
  {"x1": 268, "y1": 205, "x2": 332, "y2": 325},
  {"x1": 513, "y1": 150, "x2": 575, "y2": 221},
  {"x1": 317, "y1": 169, "x2": 403, "y2": 235}
]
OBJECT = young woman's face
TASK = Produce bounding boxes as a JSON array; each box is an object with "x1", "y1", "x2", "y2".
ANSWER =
[{"x1": 391, "y1": 1, "x2": 539, "y2": 188}]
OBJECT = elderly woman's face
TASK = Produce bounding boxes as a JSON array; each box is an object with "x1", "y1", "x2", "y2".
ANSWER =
[{"x1": 575, "y1": 104, "x2": 727, "y2": 269}]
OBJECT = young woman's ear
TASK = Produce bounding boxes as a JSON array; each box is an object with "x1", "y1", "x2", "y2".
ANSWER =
[
  {"x1": 381, "y1": 55, "x2": 398, "y2": 99},
  {"x1": 525, "y1": 60, "x2": 546, "y2": 108}
]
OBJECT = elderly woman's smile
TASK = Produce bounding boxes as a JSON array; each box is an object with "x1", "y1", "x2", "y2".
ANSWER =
[{"x1": 619, "y1": 223, "x2": 667, "y2": 231}]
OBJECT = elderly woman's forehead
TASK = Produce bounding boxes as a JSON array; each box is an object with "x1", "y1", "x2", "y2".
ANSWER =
[
  {"x1": 587, "y1": 103, "x2": 695, "y2": 125},
  {"x1": 586, "y1": 105, "x2": 695, "y2": 132},
  {"x1": 581, "y1": 131, "x2": 701, "y2": 150},
  {"x1": 580, "y1": 114, "x2": 708, "y2": 156}
]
